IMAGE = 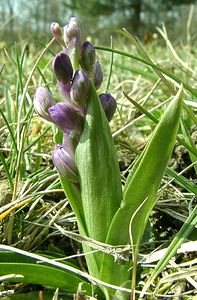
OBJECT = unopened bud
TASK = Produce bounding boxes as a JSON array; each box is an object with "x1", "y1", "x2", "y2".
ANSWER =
[
  {"x1": 99, "y1": 93, "x2": 117, "y2": 122},
  {"x1": 70, "y1": 70, "x2": 89, "y2": 106},
  {"x1": 93, "y1": 60, "x2": 103, "y2": 89},
  {"x1": 50, "y1": 22, "x2": 65, "y2": 46},
  {"x1": 48, "y1": 102, "x2": 83, "y2": 133},
  {"x1": 52, "y1": 52, "x2": 73, "y2": 84},
  {"x1": 63, "y1": 17, "x2": 81, "y2": 44},
  {"x1": 34, "y1": 86, "x2": 54, "y2": 122},
  {"x1": 52, "y1": 144, "x2": 78, "y2": 182},
  {"x1": 80, "y1": 41, "x2": 95, "y2": 73}
]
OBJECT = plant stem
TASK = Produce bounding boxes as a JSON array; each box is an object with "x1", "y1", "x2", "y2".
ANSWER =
[{"x1": 130, "y1": 251, "x2": 138, "y2": 300}]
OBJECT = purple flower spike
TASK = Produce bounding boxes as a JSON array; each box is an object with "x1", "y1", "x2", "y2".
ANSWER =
[
  {"x1": 48, "y1": 102, "x2": 83, "y2": 133},
  {"x1": 80, "y1": 41, "x2": 95, "y2": 73},
  {"x1": 70, "y1": 70, "x2": 89, "y2": 106},
  {"x1": 52, "y1": 144, "x2": 78, "y2": 182},
  {"x1": 52, "y1": 52, "x2": 73, "y2": 84},
  {"x1": 50, "y1": 22, "x2": 65, "y2": 46},
  {"x1": 93, "y1": 60, "x2": 103, "y2": 89},
  {"x1": 34, "y1": 86, "x2": 54, "y2": 122},
  {"x1": 99, "y1": 93, "x2": 117, "y2": 122}
]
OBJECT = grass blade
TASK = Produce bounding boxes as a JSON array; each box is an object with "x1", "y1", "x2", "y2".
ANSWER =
[{"x1": 95, "y1": 46, "x2": 197, "y2": 98}]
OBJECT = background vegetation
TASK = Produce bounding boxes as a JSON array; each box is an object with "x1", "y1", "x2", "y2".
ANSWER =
[{"x1": 0, "y1": 0, "x2": 197, "y2": 43}]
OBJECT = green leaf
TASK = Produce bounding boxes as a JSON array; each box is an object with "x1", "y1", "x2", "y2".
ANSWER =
[
  {"x1": 124, "y1": 86, "x2": 183, "y2": 247},
  {"x1": 1, "y1": 291, "x2": 66, "y2": 300},
  {"x1": 0, "y1": 252, "x2": 91, "y2": 294},
  {"x1": 0, "y1": 263, "x2": 86, "y2": 292},
  {"x1": 75, "y1": 81, "x2": 123, "y2": 276},
  {"x1": 100, "y1": 86, "x2": 183, "y2": 294}
]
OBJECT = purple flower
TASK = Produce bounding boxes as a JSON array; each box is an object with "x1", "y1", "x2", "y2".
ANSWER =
[
  {"x1": 52, "y1": 144, "x2": 78, "y2": 182},
  {"x1": 99, "y1": 93, "x2": 117, "y2": 122},
  {"x1": 52, "y1": 52, "x2": 73, "y2": 84},
  {"x1": 80, "y1": 41, "x2": 95, "y2": 73},
  {"x1": 48, "y1": 102, "x2": 83, "y2": 133},
  {"x1": 70, "y1": 70, "x2": 89, "y2": 106},
  {"x1": 93, "y1": 60, "x2": 103, "y2": 89},
  {"x1": 34, "y1": 86, "x2": 54, "y2": 122}
]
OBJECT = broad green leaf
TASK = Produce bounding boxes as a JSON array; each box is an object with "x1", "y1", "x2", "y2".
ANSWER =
[
  {"x1": 0, "y1": 250, "x2": 91, "y2": 295},
  {"x1": 75, "y1": 80, "x2": 122, "y2": 275},
  {"x1": 0, "y1": 253, "x2": 91, "y2": 294},
  {"x1": 124, "y1": 86, "x2": 183, "y2": 248},
  {"x1": 0, "y1": 263, "x2": 88, "y2": 292},
  {"x1": 140, "y1": 204, "x2": 197, "y2": 297},
  {"x1": 100, "y1": 86, "x2": 183, "y2": 295}
]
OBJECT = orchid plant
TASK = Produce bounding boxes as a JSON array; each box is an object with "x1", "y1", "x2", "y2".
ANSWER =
[{"x1": 34, "y1": 17, "x2": 183, "y2": 300}]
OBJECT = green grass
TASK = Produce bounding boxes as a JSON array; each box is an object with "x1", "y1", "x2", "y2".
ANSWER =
[{"x1": 0, "y1": 24, "x2": 197, "y2": 299}]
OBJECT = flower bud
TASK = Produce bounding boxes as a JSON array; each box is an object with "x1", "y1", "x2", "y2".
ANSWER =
[
  {"x1": 34, "y1": 86, "x2": 54, "y2": 122},
  {"x1": 93, "y1": 60, "x2": 103, "y2": 89},
  {"x1": 48, "y1": 102, "x2": 83, "y2": 133},
  {"x1": 70, "y1": 70, "x2": 89, "y2": 106},
  {"x1": 99, "y1": 93, "x2": 117, "y2": 122},
  {"x1": 52, "y1": 52, "x2": 73, "y2": 84},
  {"x1": 52, "y1": 144, "x2": 78, "y2": 182},
  {"x1": 50, "y1": 22, "x2": 65, "y2": 46},
  {"x1": 63, "y1": 17, "x2": 81, "y2": 44},
  {"x1": 80, "y1": 41, "x2": 95, "y2": 73}
]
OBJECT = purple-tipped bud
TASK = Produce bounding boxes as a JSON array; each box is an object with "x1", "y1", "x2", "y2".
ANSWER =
[
  {"x1": 70, "y1": 70, "x2": 89, "y2": 106},
  {"x1": 50, "y1": 22, "x2": 65, "y2": 46},
  {"x1": 34, "y1": 86, "x2": 54, "y2": 122},
  {"x1": 52, "y1": 52, "x2": 73, "y2": 84},
  {"x1": 63, "y1": 17, "x2": 81, "y2": 44},
  {"x1": 48, "y1": 102, "x2": 83, "y2": 133},
  {"x1": 99, "y1": 93, "x2": 117, "y2": 122},
  {"x1": 80, "y1": 41, "x2": 95, "y2": 73},
  {"x1": 93, "y1": 60, "x2": 103, "y2": 89},
  {"x1": 52, "y1": 144, "x2": 78, "y2": 182}
]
